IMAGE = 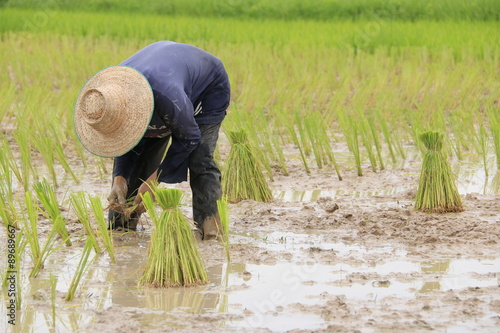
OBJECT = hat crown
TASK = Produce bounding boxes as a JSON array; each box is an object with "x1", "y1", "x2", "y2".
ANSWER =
[
  {"x1": 80, "y1": 84, "x2": 125, "y2": 133},
  {"x1": 74, "y1": 65, "x2": 153, "y2": 158}
]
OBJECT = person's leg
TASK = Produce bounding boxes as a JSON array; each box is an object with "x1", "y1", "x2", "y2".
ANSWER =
[
  {"x1": 108, "y1": 136, "x2": 170, "y2": 230},
  {"x1": 189, "y1": 123, "x2": 222, "y2": 239}
]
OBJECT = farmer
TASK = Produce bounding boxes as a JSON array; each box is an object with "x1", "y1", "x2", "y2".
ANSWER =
[{"x1": 74, "y1": 41, "x2": 230, "y2": 240}]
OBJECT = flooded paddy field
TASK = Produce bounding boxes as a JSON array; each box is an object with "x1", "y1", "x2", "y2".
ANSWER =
[{"x1": 1, "y1": 143, "x2": 499, "y2": 333}]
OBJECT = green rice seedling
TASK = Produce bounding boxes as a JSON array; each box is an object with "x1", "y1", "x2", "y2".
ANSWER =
[
  {"x1": 279, "y1": 114, "x2": 310, "y2": 173},
  {"x1": 255, "y1": 109, "x2": 286, "y2": 178},
  {"x1": 13, "y1": 126, "x2": 36, "y2": 190},
  {"x1": 0, "y1": 84, "x2": 16, "y2": 123},
  {"x1": 269, "y1": 124, "x2": 289, "y2": 176},
  {"x1": 48, "y1": 124, "x2": 79, "y2": 183},
  {"x1": 477, "y1": 125, "x2": 490, "y2": 177},
  {"x1": 487, "y1": 108, "x2": 500, "y2": 170},
  {"x1": 414, "y1": 131, "x2": 464, "y2": 213},
  {"x1": 367, "y1": 116, "x2": 385, "y2": 170},
  {"x1": 23, "y1": 190, "x2": 41, "y2": 264},
  {"x1": 0, "y1": 174, "x2": 19, "y2": 229},
  {"x1": 0, "y1": 136, "x2": 23, "y2": 188},
  {"x1": 222, "y1": 129, "x2": 273, "y2": 203},
  {"x1": 0, "y1": 196, "x2": 16, "y2": 229},
  {"x1": 33, "y1": 179, "x2": 72, "y2": 246},
  {"x1": 294, "y1": 111, "x2": 312, "y2": 158},
  {"x1": 304, "y1": 112, "x2": 342, "y2": 180},
  {"x1": 138, "y1": 189, "x2": 208, "y2": 288},
  {"x1": 31, "y1": 131, "x2": 58, "y2": 187},
  {"x1": 29, "y1": 217, "x2": 67, "y2": 278},
  {"x1": 217, "y1": 196, "x2": 230, "y2": 262},
  {"x1": 65, "y1": 237, "x2": 95, "y2": 301},
  {"x1": 358, "y1": 113, "x2": 378, "y2": 173},
  {"x1": 375, "y1": 110, "x2": 397, "y2": 165},
  {"x1": 304, "y1": 114, "x2": 326, "y2": 169},
  {"x1": 70, "y1": 192, "x2": 101, "y2": 254},
  {"x1": 338, "y1": 112, "x2": 363, "y2": 176},
  {"x1": 89, "y1": 195, "x2": 115, "y2": 263}
]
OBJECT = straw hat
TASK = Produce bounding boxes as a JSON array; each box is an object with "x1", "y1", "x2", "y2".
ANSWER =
[{"x1": 74, "y1": 65, "x2": 154, "y2": 158}]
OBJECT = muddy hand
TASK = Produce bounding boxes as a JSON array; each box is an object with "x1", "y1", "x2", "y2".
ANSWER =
[
  {"x1": 133, "y1": 170, "x2": 158, "y2": 214},
  {"x1": 133, "y1": 181, "x2": 152, "y2": 214},
  {"x1": 107, "y1": 176, "x2": 128, "y2": 206}
]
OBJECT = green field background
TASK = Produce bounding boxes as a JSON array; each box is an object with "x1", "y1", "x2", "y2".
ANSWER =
[{"x1": 0, "y1": 0, "x2": 499, "y2": 186}]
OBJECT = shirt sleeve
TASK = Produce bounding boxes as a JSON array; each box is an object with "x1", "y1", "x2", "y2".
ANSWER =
[
  {"x1": 156, "y1": 88, "x2": 201, "y2": 183},
  {"x1": 113, "y1": 139, "x2": 146, "y2": 180}
]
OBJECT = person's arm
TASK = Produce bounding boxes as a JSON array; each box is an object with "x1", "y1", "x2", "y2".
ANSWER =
[
  {"x1": 107, "y1": 139, "x2": 146, "y2": 206},
  {"x1": 113, "y1": 139, "x2": 147, "y2": 180},
  {"x1": 155, "y1": 89, "x2": 201, "y2": 183}
]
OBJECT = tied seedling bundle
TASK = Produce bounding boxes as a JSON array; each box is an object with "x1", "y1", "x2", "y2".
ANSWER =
[
  {"x1": 138, "y1": 188, "x2": 208, "y2": 288},
  {"x1": 222, "y1": 129, "x2": 272, "y2": 203},
  {"x1": 415, "y1": 131, "x2": 464, "y2": 213}
]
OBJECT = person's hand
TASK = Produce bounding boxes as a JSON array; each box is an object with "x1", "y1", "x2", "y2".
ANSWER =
[
  {"x1": 133, "y1": 182, "x2": 151, "y2": 214},
  {"x1": 133, "y1": 170, "x2": 158, "y2": 214},
  {"x1": 107, "y1": 176, "x2": 128, "y2": 206}
]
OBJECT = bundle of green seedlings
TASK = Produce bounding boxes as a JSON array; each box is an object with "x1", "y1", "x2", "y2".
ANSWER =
[
  {"x1": 222, "y1": 129, "x2": 272, "y2": 203},
  {"x1": 138, "y1": 188, "x2": 208, "y2": 288},
  {"x1": 414, "y1": 131, "x2": 464, "y2": 213}
]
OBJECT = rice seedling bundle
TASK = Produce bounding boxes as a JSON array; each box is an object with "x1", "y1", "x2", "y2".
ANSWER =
[
  {"x1": 222, "y1": 129, "x2": 273, "y2": 203},
  {"x1": 414, "y1": 131, "x2": 464, "y2": 213},
  {"x1": 138, "y1": 189, "x2": 208, "y2": 288}
]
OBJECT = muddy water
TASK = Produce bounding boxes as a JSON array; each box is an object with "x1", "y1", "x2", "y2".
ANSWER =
[
  {"x1": 1, "y1": 146, "x2": 499, "y2": 332},
  {"x1": 2, "y1": 228, "x2": 499, "y2": 332}
]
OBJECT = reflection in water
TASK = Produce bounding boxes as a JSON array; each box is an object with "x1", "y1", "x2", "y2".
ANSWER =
[
  {"x1": 274, "y1": 188, "x2": 409, "y2": 202},
  {"x1": 419, "y1": 260, "x2": 451, "y2": 293},
  {"x1": 421, "y1": 260, "x2": 451, "y2": 274},
  {"x1": 110, "y1": 246, "x2": 247, "y2": 314}
]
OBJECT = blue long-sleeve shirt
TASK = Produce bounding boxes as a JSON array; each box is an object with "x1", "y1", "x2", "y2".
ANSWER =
[{"x1": 114, "y1": 41, "x2": 230, "y2": 183}]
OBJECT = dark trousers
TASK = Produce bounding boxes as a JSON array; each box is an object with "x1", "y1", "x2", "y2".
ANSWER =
[{"x1": 109, "y1": 123, "x2": 222, "y2": 228}]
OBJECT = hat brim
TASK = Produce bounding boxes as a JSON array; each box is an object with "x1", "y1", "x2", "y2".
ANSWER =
[{"x1": 74, "y1": 65, "x2": 154, "y2": 158}]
